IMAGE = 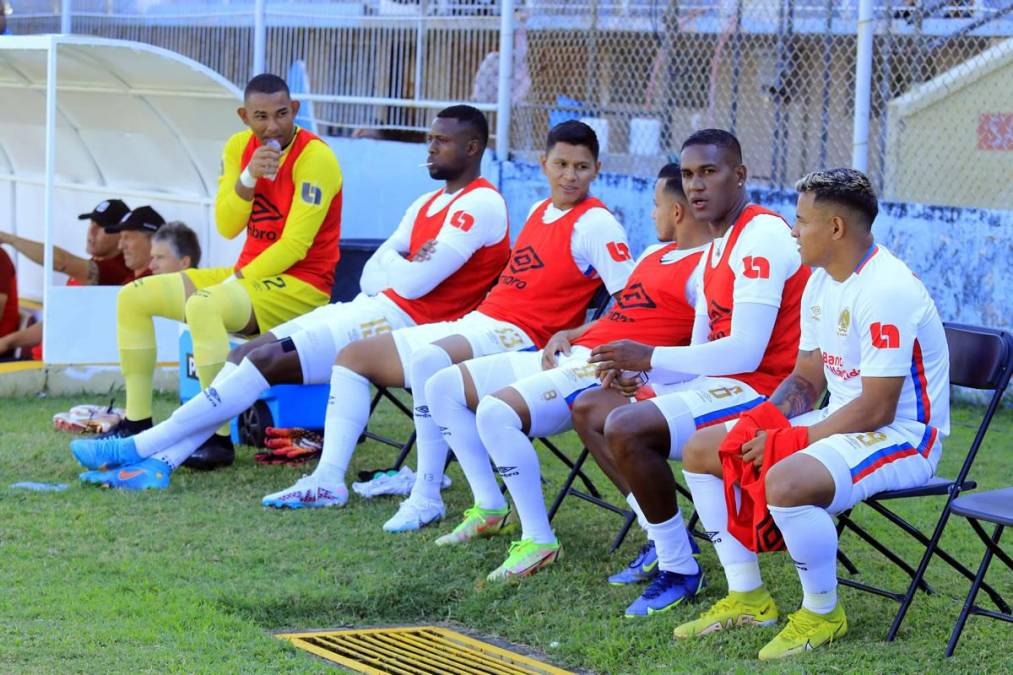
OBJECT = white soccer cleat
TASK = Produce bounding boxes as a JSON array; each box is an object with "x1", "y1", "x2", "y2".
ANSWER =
[
  {"x1": 382, "y1": 495, "x2": 445, "y2": 533},
  {"x1": 262, "y1": 474, "x2": 348, "y2": 509}
]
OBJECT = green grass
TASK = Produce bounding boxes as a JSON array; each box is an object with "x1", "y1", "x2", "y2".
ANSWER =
[{"x1": 1, "y1": 393, "x2": 1010, "y2": 673}]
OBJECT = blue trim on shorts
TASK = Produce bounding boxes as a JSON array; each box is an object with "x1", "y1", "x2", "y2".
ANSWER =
[
  {"x1": 692, "y1": 396, "x2": 766, "y2": 427},
  {"x1": 564, "y1": 382, "x2": 601, "y2": 408}
]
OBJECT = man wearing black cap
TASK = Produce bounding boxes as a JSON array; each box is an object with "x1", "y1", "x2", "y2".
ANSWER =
[
  {"x1": 103, "y1": 205, "x2": 164, "y2": 282},
  {"x1": 0, "y1": 198, "x2": 141, "y2": 358}
]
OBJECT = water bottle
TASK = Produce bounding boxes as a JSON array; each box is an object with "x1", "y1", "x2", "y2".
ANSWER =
[{"x1": 264, "y1": 138, "x2": 281, "y2": 180}]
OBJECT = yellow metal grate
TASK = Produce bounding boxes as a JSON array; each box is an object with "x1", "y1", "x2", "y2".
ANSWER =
[{"x1": 276, "y1": 626, "x2": 574, "y2": 675}]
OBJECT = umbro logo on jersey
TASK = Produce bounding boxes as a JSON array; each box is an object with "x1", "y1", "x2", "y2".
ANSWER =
[
  {"x1": 414, "y1": 405, "x2": 430, "y2": 418},
  {"x1": 509, "y1": 246, "x2": 545, "y2": 273},
  {"x1": 496, "y1": 465, "x2": 519, "y2": 477},
  {"x1": 617, "y1": 282, "x2": 657, "y2": 310},
  {"x1": 810, "y1": 305, "x2": 822, "y2": 321},
  {"x1": 250, "y1": 194, "x2": 284, "y2": 223}
]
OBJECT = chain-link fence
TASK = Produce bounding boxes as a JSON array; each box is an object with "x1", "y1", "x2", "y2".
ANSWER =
[{"x1": 4, "y1": 0, "x2": 1012, "y2": 206}]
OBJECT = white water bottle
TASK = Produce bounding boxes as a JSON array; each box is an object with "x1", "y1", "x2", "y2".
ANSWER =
[{"x1": 264, "y1": 138, "x2": 281, "y2": 180}]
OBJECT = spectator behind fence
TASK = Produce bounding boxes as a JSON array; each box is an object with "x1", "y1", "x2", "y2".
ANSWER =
[{"x1": 0, "y1": 205, "x2": 165, "y2": 360}]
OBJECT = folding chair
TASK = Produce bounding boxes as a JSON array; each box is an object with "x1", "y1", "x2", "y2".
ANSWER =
[
  {"x1": 944, "y1": 486, "x2": 1012, "y2": 656},
  {"x1": 833, "y1": 323, "x2": 1013, "y2": 641},
  {"x1": 540, "y1": 285, "x2": 703, "y2": 552}
]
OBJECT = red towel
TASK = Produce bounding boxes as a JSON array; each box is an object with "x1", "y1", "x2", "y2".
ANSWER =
[{"x1": 718, "y1": 401, "x2": 809, "y2": 552}]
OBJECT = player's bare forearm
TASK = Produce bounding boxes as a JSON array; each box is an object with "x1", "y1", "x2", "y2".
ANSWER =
[{"x1": 807, "y1": 375, "x2": 904, "y2": 444}]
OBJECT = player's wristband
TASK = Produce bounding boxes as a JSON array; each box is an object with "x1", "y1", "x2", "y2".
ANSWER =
[{"x1": 239, "y1": 166, "x2": 257, "y2": 189}]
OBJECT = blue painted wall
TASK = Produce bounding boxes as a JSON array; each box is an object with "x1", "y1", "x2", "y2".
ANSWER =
[{"x1": 499, "y1": 160, "x2": 1012, "y2": 331}]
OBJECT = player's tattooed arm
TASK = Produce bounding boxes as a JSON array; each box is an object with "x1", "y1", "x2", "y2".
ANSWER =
[
  {"x1": 86, "y1": 260, "x2": 101, "y2": 286},
  {"x1": 769, "y1": 348, "x2": 825, "y2": 418}
]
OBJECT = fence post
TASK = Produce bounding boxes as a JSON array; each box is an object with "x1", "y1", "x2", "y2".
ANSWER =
[
  {"x1": 851, "y1": 0, "x2": 874, "y2": 171},
  {"x1": 253, "y1": 0, "x2": 267, "y2": 78},
  {"x1": 60, "y1": 0, "x2": 72, "y2": 33},
  {"x1": 495, "y1": 0, "x2": 515, "y2": 161}
]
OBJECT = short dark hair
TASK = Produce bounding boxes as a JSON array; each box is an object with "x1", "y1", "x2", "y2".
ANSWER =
[
  {"x1": 244, "y1": 73, "x2": 290, "y2": 100},
  {"x1": 795, "y1": 168, "x2": 879, "y2": 228},
  {"x1": 153, "y1": 221, "x2": 202, "y2": 268},
  {"x1": 681, "y1": 128, "x2": 742, "y2": 164},
  {"x1": 657, "y1": 162, "x2": 686, "y2": 200},
  {"x1": 546, "y1": 120, "x2": 600, "y2": 160},
  {"x1": 436, "y1": 104, "x2": 489, "y2": 149}
]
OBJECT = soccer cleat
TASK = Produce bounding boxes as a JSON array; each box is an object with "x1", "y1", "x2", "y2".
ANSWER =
[
  {"x1": 609, "y1": 541, "x2": 660, "y2": 585},
  {"x1": 79, "y1": 457, "x2": 171, "y2": 490},
  {"x1": 624, "y1": 568, "x2": 705, "y2": 617},
  {"x1": 434, "y1": 504, "x2": 510, "y2": 546},
  {"x1": 486, "y1": 539, "x2": 561, "y2": 582},
  {"x1": 610, "y1": 532, "x2": 701, "y2": 585},
  {"x1": 758, "y1": 605, "x2": 848, "y2": 660},
  {"x1": 383, "y1": 495, "x2": 445, "y2": 533},
  {"x1": 261, "y1": 474, "x2": 348, "y2": 509},
  {"x1": 95, "y1": 416, "x2": 152, "y2": 440},
  {"x1": 673, "y1": 587, "x2": 780, "y2": 640},
  {"x1": 70, "y1": 435, "x2": 142, "y2": 470},
  {"x1": 182, "y1": 434, "x2": 235, "y2": 471}
]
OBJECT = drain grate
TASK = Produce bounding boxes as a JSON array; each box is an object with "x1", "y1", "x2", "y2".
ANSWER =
[{"x1": 277, "y1": 626, "x2": 574, "y2": 674}]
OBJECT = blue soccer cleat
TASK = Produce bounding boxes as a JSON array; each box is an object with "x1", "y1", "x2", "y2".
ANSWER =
[
  {"x1": 70, "y1": 436, "x2": 142, "y2": 470},
  {"x1": 624, "y1": 568, "x2": 705, "y2": 618},
  {"x1": 609, "y1": 533, "x2": 701, "y2": 585},
  {"x1": 609, "y1": 540, "x2": 660, "y2": 585},
  {"x1": 79, "y1": 457, "x2": 172, "y2": 491}
]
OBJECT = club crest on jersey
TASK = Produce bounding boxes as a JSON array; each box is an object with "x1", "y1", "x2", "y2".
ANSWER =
[
  {"x1": 301, "y1": 181, "x2": 322, "y2": 206},
  {"x1": 836, "y1": 308, "x2": 851, "y2": 337},
  {"x1": 509, "y1": 245, "x2": 545, "y2": 273}
]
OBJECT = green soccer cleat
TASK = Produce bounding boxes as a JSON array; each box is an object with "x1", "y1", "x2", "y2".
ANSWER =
[
  {"x1": 435, "y1": 504, "x2": 510, "y2": 546},
  {"x1": 487, "y1": 539, "x2": 561, "y2": 582},
  {"x1": 673, "y1": 587, "x2": 780, "y2": 640},
  {"x1": 758, "y1": 604, "x2": 848, "y2": 660}
]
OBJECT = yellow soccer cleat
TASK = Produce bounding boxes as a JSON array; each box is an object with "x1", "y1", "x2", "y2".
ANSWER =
[
  {"x1": 758, "y1": 604, "x2": 848, "y2": 660},
  {"x1": 673, "y1": 587, "x2": 779, "y2": 640}
]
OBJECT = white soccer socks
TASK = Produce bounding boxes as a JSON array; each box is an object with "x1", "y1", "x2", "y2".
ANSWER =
[
  {"x1": 312, "y1": 365, "x2": 372, "y2": 486},
  {"x1": 134, "y1": 360, "x2": 254, "y2": 458},
  {"x1": 647, "y1": 510, "x2": 700, "y2": 575},
  {"x1": 684, "y1": 470, "x2": 763, "y2": 592},
  {"x1": 770, "y1": 504, "x2": 839, "y2": 614},
  {"x1": 478, "y1": 396, "x2": 555, "y2": 545},
  {"x1": 407, "y1": 344, "x2": 455, "y2": 504}
]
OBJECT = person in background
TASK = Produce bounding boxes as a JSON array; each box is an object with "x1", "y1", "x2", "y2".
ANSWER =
[
  {"x1": 0, "y1": 246, "x2": 18, "y2": 359},
  {"x1": 0, "y1": 198, "x2": 141, "y2": 359},
  {"x1": 149, "y1": 221, "x2": 201, "y2": 275}
]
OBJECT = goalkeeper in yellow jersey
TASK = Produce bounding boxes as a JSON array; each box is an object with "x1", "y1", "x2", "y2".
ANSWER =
[{"x1": 106, "y1": 73, "x2": 342, "y2": 471}]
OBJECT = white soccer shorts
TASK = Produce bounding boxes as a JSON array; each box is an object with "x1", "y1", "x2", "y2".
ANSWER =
[
  {"x1": 792, "y1": 409, "x2": 941, "y2": 514},
  {"x1": 391, "y1": 311, "x2": 536, "y2": 388},
  {"x1": 272, "y1": 293, "x2": 415, "y2": 384}
]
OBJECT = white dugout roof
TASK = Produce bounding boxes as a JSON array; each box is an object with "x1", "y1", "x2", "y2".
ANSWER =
[{"x1": 0, "y1": 36, "x2": 244, "y2": 363}]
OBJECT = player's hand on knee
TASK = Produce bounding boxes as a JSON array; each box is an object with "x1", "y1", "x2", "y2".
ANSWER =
[
  {"x1": 740, "y1": 431, "x2": 767, "y2": 468},
  {"x1": 541, "y1": 331, "x2": 572, "y2": 370}
]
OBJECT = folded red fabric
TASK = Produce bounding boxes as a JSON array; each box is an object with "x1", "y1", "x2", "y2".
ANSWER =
[{"x1": 718, "y1": 401, "x2": 809, "y2": 552}]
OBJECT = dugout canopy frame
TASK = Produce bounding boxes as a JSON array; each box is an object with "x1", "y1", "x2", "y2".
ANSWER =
[{"x1": 0, "y1": 35, "x2": 243, "y2": 364}]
